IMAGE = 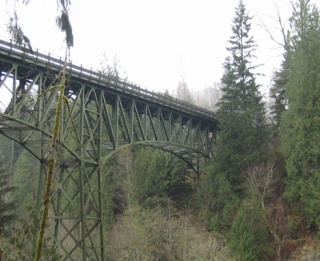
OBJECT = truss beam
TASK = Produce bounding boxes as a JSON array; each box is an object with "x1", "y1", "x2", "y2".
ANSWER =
[{"x1": 0, "y1": 39, "x2": 218, "y2": 260}]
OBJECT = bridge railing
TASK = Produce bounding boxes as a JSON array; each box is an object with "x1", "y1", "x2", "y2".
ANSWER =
[{"x1": 0, "y1": 39, "x2": 217, "y2": 122}]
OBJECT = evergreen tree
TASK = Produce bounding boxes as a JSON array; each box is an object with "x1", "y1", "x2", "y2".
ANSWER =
[
  {"x1": 280, "y1": 0, "x2": 320, "y2": 227},
  {"x1": 216, "y1": 0, "x2": 269, "y2": 193},
  {"x1": 270, "y1": 56, "x2": 289, "y2": 134},
  {"x1": 205, "y1": 0, "x2": 270, "y2": 235},
  {"x1": 176, "y1": 80, "x2": 194, "y2": 104},
  {"x1": 228, "y1": 202, "x2": 272, "y2": 261}
]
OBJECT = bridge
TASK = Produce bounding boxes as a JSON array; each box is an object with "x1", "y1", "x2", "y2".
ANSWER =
[{"x1": 0, "y1": 39, "x2": 218, "y2": 260}]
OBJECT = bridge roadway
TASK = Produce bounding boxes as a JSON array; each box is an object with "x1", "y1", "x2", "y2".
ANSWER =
[
  {"x1": 0, "y1": 39, "x2": 218, "y2": 260},
  {"x1": 0, "y1": 39, "x2": 217, "y2": 125}
]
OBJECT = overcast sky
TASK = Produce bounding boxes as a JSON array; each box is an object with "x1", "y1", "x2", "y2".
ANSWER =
[{"x1": 0, "y1": 0, "x2": 312, "y2": 96}]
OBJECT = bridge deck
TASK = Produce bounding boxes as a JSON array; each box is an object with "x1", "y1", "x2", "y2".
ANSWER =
[{"x1": 0, "y1": 39, "x2": 217, "y2": 128}]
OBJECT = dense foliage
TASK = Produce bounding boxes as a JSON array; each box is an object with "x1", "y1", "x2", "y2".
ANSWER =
[
  {"x1": 280, "y1": 0, "x2": 320, "y2": 227},
  {"x1": 2, "y1": 0, "x2": 320, "y2": 260},
  {"x1": 201, "y1": 0, "x2": 268, "y2": 226},
  {"x1": 199, "y1": 2, "x2": 272, "y2": 259}
]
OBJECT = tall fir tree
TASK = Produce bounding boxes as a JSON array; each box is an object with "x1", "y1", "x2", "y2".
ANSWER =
[
  {"x1": 216, "y1": 0, "x2": 269, "y2": 190},
  {"x1": 280, "y1": 0, "x2": 320, "y2": 227},
  {"x1": 207, "y1": 0, "x2": 269, "y2": 232}
]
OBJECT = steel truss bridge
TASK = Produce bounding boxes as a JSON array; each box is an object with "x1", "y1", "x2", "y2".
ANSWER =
[{"x1": 0, "y1": 39, "x2": 218, "y2": 260}]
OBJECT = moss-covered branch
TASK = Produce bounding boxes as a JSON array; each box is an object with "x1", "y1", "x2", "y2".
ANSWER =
[{"x1": 34, "y1": 71, "x2": 66, "y2": 261}]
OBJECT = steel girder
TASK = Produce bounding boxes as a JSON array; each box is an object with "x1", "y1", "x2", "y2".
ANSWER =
[{"x1": 0, "y1": 39, "x2": 218, "y2": 260}]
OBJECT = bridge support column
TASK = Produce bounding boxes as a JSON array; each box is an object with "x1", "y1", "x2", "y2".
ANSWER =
[{"x1": 46, "y1": 160, "x2": 105, "y2": 260}]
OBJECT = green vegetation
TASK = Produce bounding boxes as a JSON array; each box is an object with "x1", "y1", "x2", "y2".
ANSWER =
[
  {"x1": 0, "y1": 158, "x2": 16, "y2": 228},
  {"x1": 132, "y1": 147, "x2": 192, "y2": 208},
  {"x1": 106, "y1": 204, "x2": 235, "y2": 261},
  {"x1": 199, "y1": 0, "x2": 269, "y2": 233},
  {"x1": 197, "y1": 2, "x2": 272, "y2": 259},
  {"x1": 280, "y1": 0, "x2": 320, "y2": 227},
  {"x1": 2, "y1": 0, "x2": 320, "y2": 260}
]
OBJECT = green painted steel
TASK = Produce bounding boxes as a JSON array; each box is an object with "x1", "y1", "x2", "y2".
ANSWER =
[{"x1": 0, "y1": 39, "x2": 218, "y2": 260}]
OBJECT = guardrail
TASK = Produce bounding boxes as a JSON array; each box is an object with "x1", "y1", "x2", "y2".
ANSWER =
[{"x1": 0, "y1": 38, "x2": 217, "y2": 122}]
